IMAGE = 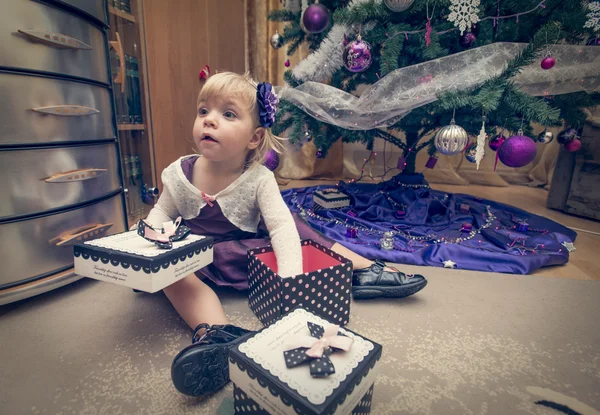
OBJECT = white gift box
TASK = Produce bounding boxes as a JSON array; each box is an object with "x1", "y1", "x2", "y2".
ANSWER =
[
  {"x1": 74, "y1": 230, "x2": 213, "y2": 293},
  {"x1": 230, "y1": 309, "x2": 382, "y2": 415}
]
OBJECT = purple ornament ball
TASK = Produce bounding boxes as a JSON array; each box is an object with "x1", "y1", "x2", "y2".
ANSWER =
[
  {"x1": 302, "y1": 4, "x2": 330, "y2": 34},
  {"x1": 498, "y1": 135, "x2": 537, "y2": 168},
  {"x1": 540, "y1": 56, "x2": 556, "y2": 70},
  {"x1": 557, "y1": 128, "x2": 579, "y2": 145},
  {"x1": 489, "y1": 135, "x2": 505, "y2": 152},
  {"x1": 343, "y1": 38, "x2": 373, "y2": 73},
  {"x1": 564, "y1": 138, "x2": 582, "y2": 152},
  {"x1": 263, "y1": 149, "x2": 280, "y2": 171},
  {"x1": 459, "y1": 32, "x2": 476, "y2": 48}
]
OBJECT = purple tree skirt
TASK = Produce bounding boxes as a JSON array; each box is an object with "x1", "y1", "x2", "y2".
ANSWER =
[{"x1": 281, "y1": 174, "x2": 576, "y2": 275}]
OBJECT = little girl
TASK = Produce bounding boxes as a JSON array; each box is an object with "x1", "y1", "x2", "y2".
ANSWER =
[{"x1": 143, "y1": 72, "x2": 427, "y2": 398}]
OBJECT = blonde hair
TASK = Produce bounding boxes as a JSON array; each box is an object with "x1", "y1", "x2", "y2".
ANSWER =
[{"x1": 197, "y1": 72, "x2": 284, "y2": 166}]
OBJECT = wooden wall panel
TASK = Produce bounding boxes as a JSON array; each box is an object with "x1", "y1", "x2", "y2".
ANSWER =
[{"x1": 142, "y1": 0, "x2": 246, "y2": 185}]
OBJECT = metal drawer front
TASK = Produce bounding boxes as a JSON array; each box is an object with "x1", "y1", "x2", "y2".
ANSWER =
[
  {"x1": 0, "y1": 72, "x2": 114, "y2": 145},
  {"x1": 0, "y1": 194, "x2": 126, "y2": 289},
  {"x1": 0, "y1": 144, "x2": 121, "y2": 220},
  {"x1": 50, "y1": 0, "x2": 108, "y2": 26},
  {"x1": 0, "y1": 0, "x2": 108, "y2": 83}
]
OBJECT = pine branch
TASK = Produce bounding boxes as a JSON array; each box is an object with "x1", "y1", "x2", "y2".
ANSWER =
[
  {"x1": 504, "y1": 84, "x2": 562, "y2": 126},
  {"x1": 268, "y1": 10, "x2": 300, "y2": 22},
  {"x1": 374, "y1": 129, "x2": 406, "y2": 149},
  {"x1": 380, "y1": 29, "x2": 403, "y2": 76},
  {"x1": 333, "y1": 0, "x2": 390, "y2": 25},
  {"x1": 287, "y1": 36, "x2": 305, "y2": 55},
  {"x1": 471, "y1": 84, "x2": 504, "y2": 113},
  {"x1": 283, "y1": 70, "x2": 302, "y2": 88}
]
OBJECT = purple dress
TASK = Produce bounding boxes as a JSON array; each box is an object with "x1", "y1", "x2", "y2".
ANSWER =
[{"x1": 181, "y1": 156, "x2": 334, "y2": 290}]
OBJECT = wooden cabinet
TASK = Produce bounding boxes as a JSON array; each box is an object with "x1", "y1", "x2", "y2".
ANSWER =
[{"x1": 108, "y1": 0, "x2": 246, "y2": 223}]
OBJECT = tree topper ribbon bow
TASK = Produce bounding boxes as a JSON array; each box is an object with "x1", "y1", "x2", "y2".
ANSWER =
[
  {"x1": 137, "y1": 216, "x2": 191, "y2": 249},
  {"x1": 283, "y1": 322, "x2": 354, "y2": 377}
]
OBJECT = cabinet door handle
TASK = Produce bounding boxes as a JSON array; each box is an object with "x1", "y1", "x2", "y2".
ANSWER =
[
  {"x1": 45, "y1": 168, "x2": 108, "y2": 183},
  {"x1": 17, "y1": 30, "x2": 92, "y2": 50},
  {"x1": 50, "y1": 223, "x2": 113, "y2": 247},
  {"x1": 31, "y1": 105, "x2": 100, "y2": 116}
]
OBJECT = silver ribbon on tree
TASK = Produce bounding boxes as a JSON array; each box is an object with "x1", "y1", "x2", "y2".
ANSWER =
[{"x1": 277, "y1": 43, "x2": 600, "y2": 131}]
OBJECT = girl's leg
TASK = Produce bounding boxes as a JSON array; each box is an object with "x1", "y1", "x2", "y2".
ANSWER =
[
  {"x1": 329, "y1": 242, "x2": 373, "y2": 269},
  {"x1": 163, "y1": 274, "x2": 228, "y2": 330}
]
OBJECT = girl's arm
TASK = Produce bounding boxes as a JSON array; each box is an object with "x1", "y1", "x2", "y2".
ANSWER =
[
  {"x1": 145, "y1": 185, "x2": 180, "y2": 228},
  {"x1": 256, "y1": 176, "x2": 303, "y2": 277}
]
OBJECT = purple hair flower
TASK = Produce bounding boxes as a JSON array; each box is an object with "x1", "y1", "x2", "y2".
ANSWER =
[{"x1": 257, "y1": 82, "x2": 279, "y2": 128}]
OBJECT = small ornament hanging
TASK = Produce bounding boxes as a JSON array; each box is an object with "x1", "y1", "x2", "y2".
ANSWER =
[
  {"x1": 425, "y1": 156, "x2": 438, "y2": 169},
  {"x1": 270, "y1": 31, "x2": 283, "y2": 49},
  {"x1": 537, "y1": 130, "x2": 554, "y2": 144},
  {"x1": 448, "y1": 0, "x2": 481, "y2": 35},
  {"x1": 263, "y1": 149, "x2": 280, "y2": 171},
  {"x1": 489, "y1": 134, "x2": 505, "y2": 151},
  {"x1": 301, "y1": 3, "x2": 330, "y2": 34},
  {"x1": 380, "y1": 231, "x2": 395, "y2": 250},
  {"x1": 584, "y1": 1, "x2": 600, "y2": 34},
  {"x1": 464, "y1": 143, "x2": 478, "y2": 163},
  {"x1": 396, "y1": 156, "x2": 406, "y2": 170},
  {"x1": 434, "y1": 118, "x2": 469, "y2": 155},
  {"x1": 316, "y1": 150, "x2": 324, "y2": 158},
  {"x1": 557, "y1": 128, "x2": 579, "y2": 145},
  {"x1": 284, "y1": 59, "x2": 291, "y2": 67},
  {"x1": 497, "y1": 130, "x2": 537, "y2": 168},
  {"x1": 384, "y1": 0, "x2": 415, "y2": 12},
  {"x1": 564, "y1": 138, "x2": 582, "y2": 152},
  {"x1": 346, "y1": 228, "x2": 358, "y2": 238},
  {"x1": 198, "y1": 65, "x2": 210, "y2": 82},
  {"x1": 395, "y1": 210, "x2": 406, "y2": 219},
  {"x1": 540, "y1": 56, "x2": 556, "y2": 70},
  {"x1": 343, "y1": 35, "x2": 373, "y2": 73},
  {"x1": 459, "y1": 31, "x2": 477, "y2": 48},
  {"x1": 474, "y1": 117, "x2": 486, "y2": 169}
]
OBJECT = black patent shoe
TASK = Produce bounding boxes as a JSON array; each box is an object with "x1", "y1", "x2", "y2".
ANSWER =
[
  {"x1": 352, "y1": 259, "x2": 427, "y2": 300},
  {"x1": 171, "y1": 323, "x2": 254, "y2": 397}
]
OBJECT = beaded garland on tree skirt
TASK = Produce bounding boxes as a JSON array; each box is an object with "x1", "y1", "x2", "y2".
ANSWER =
[{"x1": 281, "y1": 174, "x2": 576, "y2": 275}]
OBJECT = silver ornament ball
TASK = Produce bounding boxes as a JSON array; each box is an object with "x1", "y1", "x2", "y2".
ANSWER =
[
  {"x1": 384, "y1": 0, "x2": 415, "y2": 12},
  {"x1": 537, "y1": 130, "x2": 554, "y2": 144},
  {"x1": 270, "y1": 31, "x2": 283, "y2": 49},
  {"x1": 434, "y1": 120, "x2": 469, "y2": 155}
]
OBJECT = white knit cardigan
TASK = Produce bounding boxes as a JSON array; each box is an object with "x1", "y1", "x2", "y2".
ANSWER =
[{"x1": 146, "y1": 155, "x2": 303, "y2": 277}]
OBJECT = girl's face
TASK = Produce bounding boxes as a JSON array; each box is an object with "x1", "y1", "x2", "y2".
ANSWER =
[{"x1": 193, "y1": 95, "x2": 262, "y2": 164}]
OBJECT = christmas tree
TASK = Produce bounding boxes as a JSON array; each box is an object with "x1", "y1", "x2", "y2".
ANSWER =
[{"x1": 269, "y1": 0, "x2": 600, "y2": 175}]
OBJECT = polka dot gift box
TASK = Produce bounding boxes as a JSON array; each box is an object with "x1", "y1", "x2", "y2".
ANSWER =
[
  {"x1": 248, "y1": 240, "x2": 353, "y2": 326},
  {"x1": 230, "y1": 308, "x2": 382, "y2": 415}
]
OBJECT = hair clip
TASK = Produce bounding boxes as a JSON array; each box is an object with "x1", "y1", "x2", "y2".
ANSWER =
[{"x1": 257, "y1": 82, "x2": 279, "y2": 128}]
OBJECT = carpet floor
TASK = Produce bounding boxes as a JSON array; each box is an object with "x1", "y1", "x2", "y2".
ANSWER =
[{"x1": 1, "y1": 265, "x2": 599, "y2": 415}]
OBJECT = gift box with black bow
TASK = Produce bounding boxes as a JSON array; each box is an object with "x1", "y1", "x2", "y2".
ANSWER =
[
  {"x1": 230, "y1": 309, "x2": 382, "y2": 415},
  {"x1": 248, "y1": 240, "x2": 352, "y2": 326},
  {"x1": 74, "y1": 217, "x2": 213, "y2": 293}
]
